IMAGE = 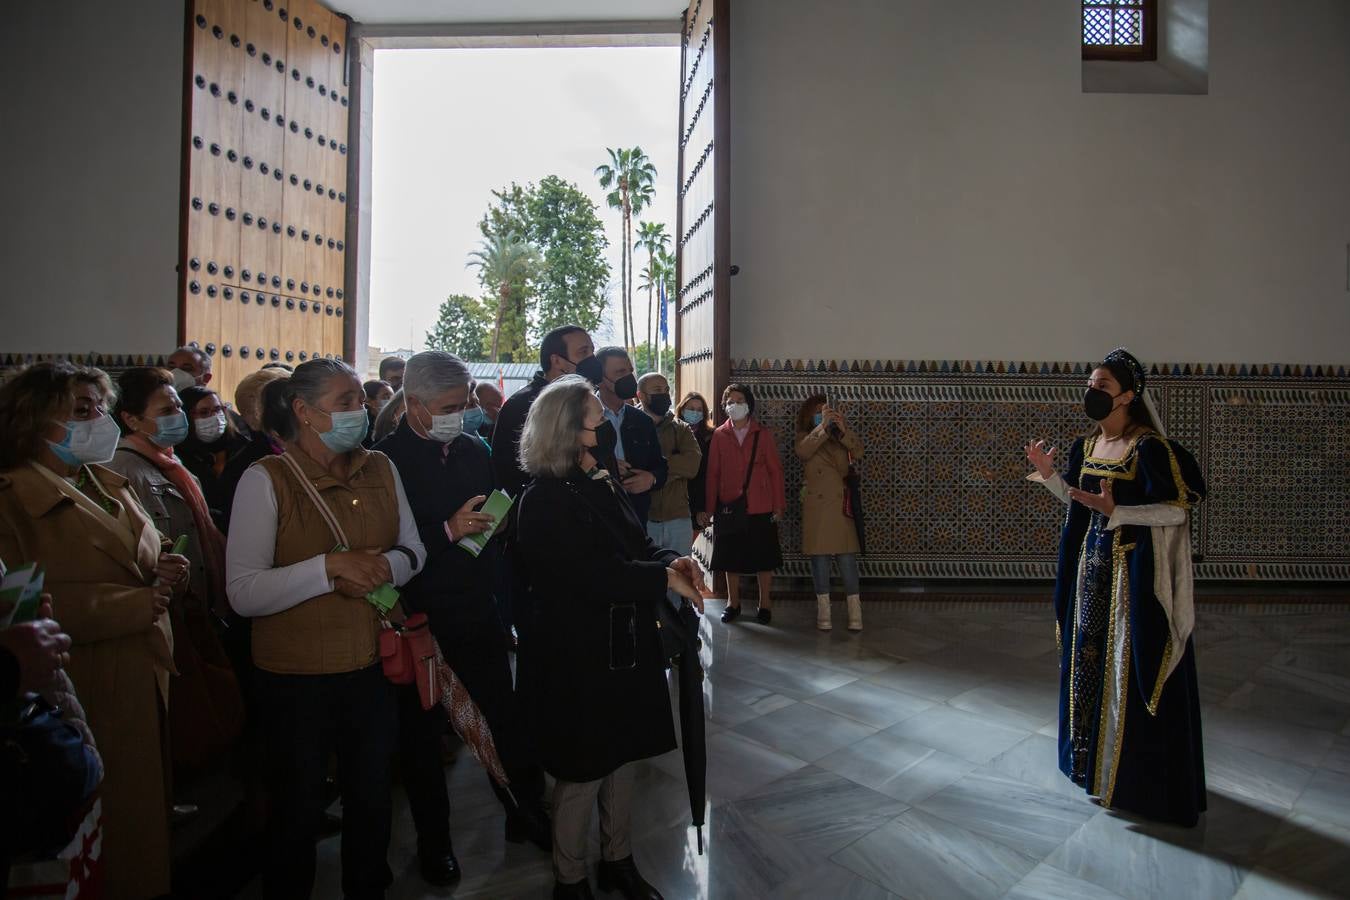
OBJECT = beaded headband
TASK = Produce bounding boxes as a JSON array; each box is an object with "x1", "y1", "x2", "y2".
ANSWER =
[{"x1": 1102, "y1": 347, "x2": 1146, "y2": 399}]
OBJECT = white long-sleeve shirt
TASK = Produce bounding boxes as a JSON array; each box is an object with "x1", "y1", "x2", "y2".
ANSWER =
[{"x1": 226, "y1": 461, "x2": 425, "y2": 617}]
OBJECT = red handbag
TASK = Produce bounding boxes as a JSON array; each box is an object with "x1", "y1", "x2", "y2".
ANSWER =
[
  {"x1": 379, "y1": 613, "x2": 439, "y2": 707},
  {"x1": 379, "y1": 620, "x2": 416, "y2": 685}
]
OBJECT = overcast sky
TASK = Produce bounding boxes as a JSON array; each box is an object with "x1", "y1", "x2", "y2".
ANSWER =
[{"x1": 369, "y1": 46, "x2": 680, "y2": 354}]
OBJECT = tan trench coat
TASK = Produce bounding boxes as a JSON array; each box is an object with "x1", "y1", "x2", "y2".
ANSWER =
[
  {"x1": 0, "y1": 461, "x2": 174, "y2": 900},
  {"x1": 795, "y1": 426, "x2": 863, "y2": 556}
]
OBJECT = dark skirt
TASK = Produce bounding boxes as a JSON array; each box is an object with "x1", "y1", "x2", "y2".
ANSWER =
[{"x1": 711, "y1": 513, "x2": 783, "y2": 574}]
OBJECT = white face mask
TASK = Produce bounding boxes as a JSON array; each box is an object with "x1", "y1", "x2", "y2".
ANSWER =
[
  {"x1": 725, "y1": 402, "x2": 750, "y2": 422},
  {"x1": 426, "y1": 411, "x2": 463, "y2": 443},
  {"x1": 48, "y1": 414, "x2": 122, "y2": 466},
  {"x1": 171, "y1": 368, "x2": 198, "y2": 393},
  {"x1": 194, "y1": 413, "x2": 228, "y2": 443}
]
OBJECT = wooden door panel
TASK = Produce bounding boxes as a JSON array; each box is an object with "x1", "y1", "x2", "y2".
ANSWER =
[
  {"x1": 675, "y1": 0, "x2": 729, "y2": 415},
  {"x1": 179, "y1": 0, "x2": 350, "y2": 391}
]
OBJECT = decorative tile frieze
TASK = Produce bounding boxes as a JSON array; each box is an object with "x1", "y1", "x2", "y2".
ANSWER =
[{"x1": 729, "y1": 359, "x2": 1350, "y2": 583}]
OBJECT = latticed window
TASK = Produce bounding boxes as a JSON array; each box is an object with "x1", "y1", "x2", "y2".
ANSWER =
[{"x1": 1082, "y1": 0, "x2": 1158, "y2": 61}]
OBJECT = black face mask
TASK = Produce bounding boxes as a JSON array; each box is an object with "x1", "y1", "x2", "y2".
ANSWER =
[
  {"x1": 570, "y1": 355, "x2": 605, "y2": 387},
  {"x1": 645, "y1": 393, "x2": 672, "y2": 416},
  {"x1": 1083, "y1": 387, "x2": 1123, "y2": 421},
  {"x1": 589, "y1": 419, "x2": 618, "y2": 459},
  {"x1": 611, "y1": 374, "x2": 638, "y2": 401}
]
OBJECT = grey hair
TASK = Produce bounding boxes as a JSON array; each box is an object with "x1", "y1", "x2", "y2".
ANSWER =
[
  {"x1": 261, "y1": 357, "x2": 356, "y2": 441},
  {"x1": 403, "y1": 350, "x2": 472, "y2": 403},
  {"x1": 519, "y1": 374, "x2": 595, "y2": 478},
  {"x1": 174, "y1": 345, "x2": 212, "y2": 371}
]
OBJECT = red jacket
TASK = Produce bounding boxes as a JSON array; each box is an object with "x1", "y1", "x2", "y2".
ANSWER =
[{"x1": 705, "y1": 418, "x2": 786, "y2": 517}]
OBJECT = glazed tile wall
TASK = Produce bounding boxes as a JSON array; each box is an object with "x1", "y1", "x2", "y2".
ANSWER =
[{"x1": 731, "y1": 359, "x2": 1350, "y2": 582}]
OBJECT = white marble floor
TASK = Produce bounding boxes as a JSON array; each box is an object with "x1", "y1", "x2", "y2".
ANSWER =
[{"x1": 264, "y1": 598, "x2": 1350, "y2": 899}]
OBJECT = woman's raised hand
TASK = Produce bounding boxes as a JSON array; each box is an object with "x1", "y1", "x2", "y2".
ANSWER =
[
  {"x1": 666, "y1": 567, "x2": 707, "y2": 614},
  {"x1": 1025, "y1": 439, "x2": 1057, "y2": 479}
]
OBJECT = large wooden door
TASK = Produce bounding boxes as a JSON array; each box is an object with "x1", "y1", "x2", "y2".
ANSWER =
[
  {"x1": 675, "y1": 0, "x2": 729, "y2": 416},
  {"x1": 181, "y1": 0, "x2": 349, "y2": 401}
]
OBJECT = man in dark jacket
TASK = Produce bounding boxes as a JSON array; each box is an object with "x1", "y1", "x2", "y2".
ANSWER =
[
  {"x1": 376, "y1": 351, "x2": 549, "y2": 887},
  {"x1": 490, "y1": 325, "x2": 600, "y2": 499},
  {"x1": 595, "y1": 347, "x2": 668, "y2": 527}
]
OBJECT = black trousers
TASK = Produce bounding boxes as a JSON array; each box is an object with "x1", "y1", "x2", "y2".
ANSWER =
[
  {"x1": 397, "y1": 617, "x2": 546, "y2": 855},
  {"x1": 256, "y1": 664, "x2": 396, "y2": 900}
]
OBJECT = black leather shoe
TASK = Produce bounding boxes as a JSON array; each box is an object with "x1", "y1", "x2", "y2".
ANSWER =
[
  {"x1": 720, "y1": 605, "x2": 741, "y2": 623},
  {"x1": 755, "y1": 607, "x2": 772, "y2": 625},
  {"x1": 596, "y1": 856, "x2": 663, "y2": 899},
  {"x1": 170, "y1": 803, "x2": 200, "y2": 828},
  {"x1": 505, "y1": 806, "x2": 553, "y2": 851},
  {"x1": 419, "y1": 851, "x2": 462, "y2": 887},
  {"x1": 553, "y1": 880, "x2": 596, "y2": 900}
]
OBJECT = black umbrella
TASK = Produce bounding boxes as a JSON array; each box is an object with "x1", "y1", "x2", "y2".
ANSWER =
[
  {"x1": 658, "y1": 598, "x2": 708, "y2": 854},
  {"x1": 845, "y1": 459, "x2": 866, "y2": 555}
]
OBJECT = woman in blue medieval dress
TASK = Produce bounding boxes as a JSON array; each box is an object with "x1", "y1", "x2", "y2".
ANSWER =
[{"x1": 1025, "y1": 348, "x2": 1207, "y2": 827}]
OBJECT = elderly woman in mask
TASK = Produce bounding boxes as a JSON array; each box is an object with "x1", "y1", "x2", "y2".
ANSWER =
[
  {"x1": 515, "y1": 375, "x2": 708, "y2": 900},
  {"x1": 0, "y1": 362, "x2": 181, "y2": 899},
  {"x1": 106, "y1": 367, "x2": 226, "y2": 618},
  {"x1": 226, "y1": 357, "x2": 425, "y2": 899}
]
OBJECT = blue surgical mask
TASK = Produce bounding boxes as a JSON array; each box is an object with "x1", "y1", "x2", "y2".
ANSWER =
[
  {"x1": 47, "y1": 414, "x2": 121, "y2": 466},
  {"x1": 681, "y1": 409, "x2": 704, "y2": 426},
  {"x1": 316, "y1": 408, "x2": 369, "y2": 453},
  {"x1": 148, "y1": 411, "x2": 190, "y2": 448},
  {"x1": 812, "y1": 413, "x2": 824, "y2": 427},
  {"x1": 461, "y1": 407, "x2": 486, "y2": 435}
]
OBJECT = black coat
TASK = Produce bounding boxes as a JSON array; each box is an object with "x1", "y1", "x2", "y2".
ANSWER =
[
  {"x1": 490, "y1": 372, "x2": 548, "y2": 500},
  {"x1": 375, "y1": 419, "x2": 500, "y2": 632},
  {"x1": 516, "y1": 470, "x2": 678, "y2": 783},
  {"x1": 610, "y1": 404, "x2": 668, "y2": 526},
  {"x1": 177, "y1": 431, "x2": 256, "y2": 533}
]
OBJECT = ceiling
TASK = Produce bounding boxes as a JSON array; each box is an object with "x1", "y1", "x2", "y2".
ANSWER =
[{"x1": 324, "y1": 0, "x2": 685, "y2": 25}]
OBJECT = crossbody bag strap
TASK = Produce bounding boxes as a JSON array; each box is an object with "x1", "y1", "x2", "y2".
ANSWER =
[
  {"x1": 739, "y1": 431, "x2": 761, "y2": 500},
  {"x1": 277, "y1": 452, "x2": 349, "y2": 548}
]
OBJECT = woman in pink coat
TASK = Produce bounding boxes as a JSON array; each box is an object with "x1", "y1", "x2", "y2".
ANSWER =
[{"x1": 705, "y1": 384, "x2": 785, "y2": 624}]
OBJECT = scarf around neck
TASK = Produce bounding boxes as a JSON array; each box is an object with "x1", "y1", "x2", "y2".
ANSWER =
[{"x1": 124, "y1": 432, "x2": 228, "y2": 612}]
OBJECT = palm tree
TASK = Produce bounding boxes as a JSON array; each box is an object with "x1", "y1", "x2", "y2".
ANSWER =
[
  {"x1": 596, "y1": 147, "x2": 657, "y2": 349},
  {"x1": 634, "y1": 221, "x2": 671, "y2": 365},
  {"x1": 466, "y1": 232, "x2": 538, "y2": 363},
  {"x1": 637, "y1": 250, "x2": 673, "y2": 375}
]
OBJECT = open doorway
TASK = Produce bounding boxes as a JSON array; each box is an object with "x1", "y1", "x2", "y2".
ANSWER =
[{"x1": 361, "y1": 44, "x2": 680, "y2": 389}]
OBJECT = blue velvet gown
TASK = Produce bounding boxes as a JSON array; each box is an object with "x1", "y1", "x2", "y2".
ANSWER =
[{"x1": 1052, "y1": 432, "x2": 1208, "y2": 826}]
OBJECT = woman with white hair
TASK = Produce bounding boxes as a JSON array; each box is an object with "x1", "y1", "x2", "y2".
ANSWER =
[{"x1": 515, "y1": 375, "x2": 708, "y2": 900}]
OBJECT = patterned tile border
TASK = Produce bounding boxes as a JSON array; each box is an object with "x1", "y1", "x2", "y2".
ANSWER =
[
  {"x1": 729, "y1": 358, "x2": 1350, "y2": 584},
  {"x1": 0, "y1": 352, "x2": 171, "y2": 374},
  {"x1": 733, "y1": 358, "x2": 1350, "y2": 379}
]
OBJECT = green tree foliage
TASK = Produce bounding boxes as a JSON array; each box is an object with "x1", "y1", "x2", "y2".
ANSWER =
[
  {"x1": 480, "y1": 177, "x2": 611, "y2": 347},
  {"x1": 596, "y1": 147, "x2": 657, "y2": 350},
  {"x1": 466, "y1": 232, "x2": 539, "y2": 363},
  {"x1": 425, "y1": 294, "x2": 493, "y2": 360},
  {"x1": 630, "y1": 344, "x2": 676, "y2": 378}
]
